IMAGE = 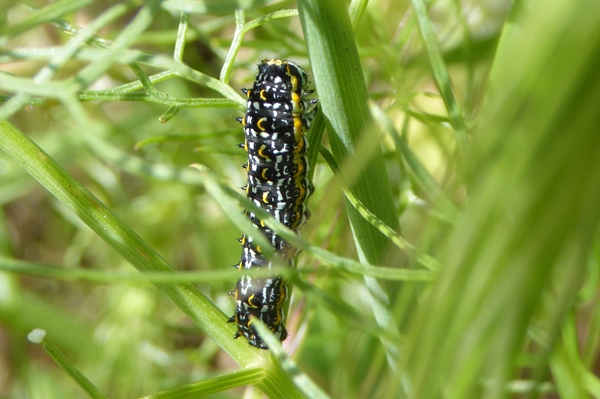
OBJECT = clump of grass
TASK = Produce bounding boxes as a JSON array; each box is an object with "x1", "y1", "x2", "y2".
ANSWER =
[{"x1": 1, "y1": 1, "x2": 599, "y2": 398}]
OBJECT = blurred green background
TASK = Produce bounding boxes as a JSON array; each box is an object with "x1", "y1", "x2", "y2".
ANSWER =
[{"x1": 1, "y1": 0, "x2": 600, "y2": 398}]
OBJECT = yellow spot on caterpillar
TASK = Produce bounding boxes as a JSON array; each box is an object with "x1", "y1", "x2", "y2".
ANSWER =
[
  {"x1": 295, "y1": 161, "x2": 305, "y2": 178},
  {"x1": 292, "y1": 92, "x2": 301, "y2": 107},
  {"x1": 277, "y1": 287, "x2": 286, "y2": 306},
  {"x1": 272, "y1": 310, "x2": 282, "y2": 325},
  {"x1": 256, "y1": 118, "x2": 266, "y2": 131},
  {"x1": 294, "y1": 117, "x2": 304, "y2": 138},
  {"x1": 296, "y1": 185, "x2": 306, "y2": 204},
  {"x1": 257, "y1": 145, "x2": 270, "y2": 160},
  {"x1": 287, "y1": 64, "x2": 299, "y2": 91},
  {"x1": 248, "y1": 294, "x2": 256, "y2": 307}
]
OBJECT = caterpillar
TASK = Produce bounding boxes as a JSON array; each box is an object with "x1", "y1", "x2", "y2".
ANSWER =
[{"x1": 228, "y1": 59, "x2": 317, "y2": 349}]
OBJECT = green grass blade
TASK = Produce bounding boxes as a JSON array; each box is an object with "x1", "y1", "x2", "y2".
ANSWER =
[
  {"x1": 319, "y1": 146, "x2": 438, "y2": 270},
  {"x1": 551, "y1": 314, "x2": 600, "y2": 398},
  {"x1": 161, "y1": 0, "x2": 273, "y2": 15},
  {"x1": 370, "y1": 102, "x2": 459, "y2": 223},
  {"x1": 411, "y1": 0, "x2": 468, "y2": 151},
  {"x1": 252, "y1": 319, "x2": 332, "y2": 399},
  {"x1": 298, "y1": 0, "x2": 401, "y2": 264},
  {"x1": 28, "y1": 329, "x2": 108, "y2": 399},
  {"x1": 173, "y1": 11, "x2": 189, "y2": 62},
  {"x1": 1, "y1": 0, "x2": 94, "y2": 42},
  {"x1": 139, "y1": 367, "x2": 265, "y2": 399},
  {"x1": 0, "y1": 256, "x2": 293, "y2": 285}
]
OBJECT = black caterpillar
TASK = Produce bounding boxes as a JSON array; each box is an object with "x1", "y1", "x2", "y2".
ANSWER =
[{"x1": 228, "y1": 59, "x2": 316, "y2": 349}]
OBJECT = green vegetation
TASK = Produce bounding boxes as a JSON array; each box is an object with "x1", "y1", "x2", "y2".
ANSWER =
[{"x1": 1, "y1": 0, "x2": 599, "y2": 398}]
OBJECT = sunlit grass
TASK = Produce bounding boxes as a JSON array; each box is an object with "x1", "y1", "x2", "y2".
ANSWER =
[{"x1": 1, "y1": 0, "x2": 599, "y2": 398}]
